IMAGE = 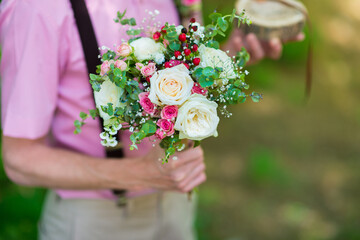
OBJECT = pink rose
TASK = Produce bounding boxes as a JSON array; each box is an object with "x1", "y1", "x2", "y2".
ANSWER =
[
  {"x1": 191, "y1": 82, "x2": 208, "y2": 96},
  {"x1": 155, "y1": 128, "x2": 166, "y2": 140},
  {"x1": 116, "y1": 43, "x2": 132, "y2": 57},
  {"x1": 141, "y1": 62, "x2": 157, "y2": 77},
  {"x1": 138, "y1": 92, "x2": 156, "y2": 115},
  {"x1": 100, "y1": 61, "x2": 110, "y2": 75},
  {"x1": 161, "y1": 105, "x2": 178, "y2": 120},
  {"x1": 136, "y1": 63, "x2": 144, "y2": 71},
  {"x1": 157, "y1": 119, "x2": 175, "y2": 137},
  {"x1": 114, "y1": 60, "x2": 127, "y2": 71}
]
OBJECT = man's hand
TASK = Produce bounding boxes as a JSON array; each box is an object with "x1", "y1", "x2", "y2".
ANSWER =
[
  {"x1": 136, "y1": 145, "x2": 206, "y2": 193},
  {"x1": 2, "y1": 136, "x2": 206, "y2": 193},
  {"x1": 223, "y1": 27, "x2": 305, "y2": 64}
]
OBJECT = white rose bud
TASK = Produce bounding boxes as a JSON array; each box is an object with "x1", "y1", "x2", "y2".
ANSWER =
[
  {"x1": 94, "y1": 80, "x2": 125, "y2": 125},
  {"x1": 130, "y1": 37, "x2": 165, "y2": 62},
  {"x1": 175, "y1": 94, "x2": 219, "y2": 141},
  {"x1": 198, "y1": 44, "x2": 236, "y2": 79},
  {"x1": 149, "y1": 64, "x2": 194, "y2": 106}
]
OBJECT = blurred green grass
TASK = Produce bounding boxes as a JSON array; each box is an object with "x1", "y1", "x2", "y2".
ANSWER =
[{"x1": 1, "y1": 0, "x2": 360, "y2": 239}]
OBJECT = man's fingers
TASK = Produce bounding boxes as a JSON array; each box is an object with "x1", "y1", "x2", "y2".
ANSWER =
[
  {"x1": 266, "y1": 38, "x2": 283, "y2": 59},
  {"x1": 170, "y1": 147, "x2": 204, "y2": 168},
  {"x1": 232, "y1": 35, "x2": 244, "y2": 52},
  {"x1": 182, "y1": 173, "x2": 207, "y2": 193},
  {"x1": 246, "y1": 33, "x2": 265, "y2": 64},
  {"x1": 284, "y1": 32, "x2": 305, "y2": 43},
  {"x1": 177, "y1": 161, "x2": 206, "y2": 190}
]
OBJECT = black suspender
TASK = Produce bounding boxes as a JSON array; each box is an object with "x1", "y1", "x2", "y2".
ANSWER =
[{"x1": 69, "y1": 0, "x2": 127, "y2": 203}]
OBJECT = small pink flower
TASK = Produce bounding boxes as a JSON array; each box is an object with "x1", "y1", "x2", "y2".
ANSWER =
[
  {"x1": 100, "y1": 61, "x2": 110, "y2": 75},
  {"x1": 138, "y1": 82, "x2": 145, "y2": 90},
  {"x1": 161, "y1": 105, "x2": 178, "y2": 120},
  {"x1": 157, "y1": 119, "x2": 175, "y2": 137},
  {"x1": 136, "y1": 63, "x2": 144, "y2": 71},
  {"x1": 191, "y1": 82, "x2": 208, "y2": 96},
  {"x1": 114, "y1": 60, "x2": 127, "y2": 71},
  {"x1": 141, "y1": 62, "x2": 157, "y2": 77},
  {"x1": 138, "y1": 92, "x2": 156, "y2": 115},
  {"x1": 155, "y1": 128, "x2": 166, "y2": 140},
  {"x1": 163, "y1": 39, "x2": 170, "y2": 48},
  {"x1": 116, "y1": 43, "x2": 132, "y2": 57}
]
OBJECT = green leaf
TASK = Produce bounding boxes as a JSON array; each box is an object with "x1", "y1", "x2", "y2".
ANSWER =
[
  {"x1": 91, "y1": 82, "x2": 101, "y2": 92},
  {"x1": 114, "y1": 107, "x2": 124, "y2": 116},
  {"x1": 74, "y1": 120, "x2": 82, "y2": 128},
  {"x1": 167, "y1": 31, "x2": 178, "y2": 38},
  {"x1": 209, "y1": 12, "x2": 222, "y2": 23},
  {"x1": 117, "y1": 10, "x2": 127, "y2": 20},
  {"x1": 251, "y1": 92, "x2": 263, "y2": 103},
  {"x1": 216, "y1": 28, "x2": 226, "y2": 37},
  {"x1": 74, "y1": 128, "x2": 81, "y2": 134},
  {"x1": 234, "y1": 80, "x2": 242, "y2": 87},
  {"x1": 141, "y1": 121, "x2": 157, "y2": 135},
  {"x1": 120, "y1": 19, "x2": 129, "y2": 25},
  {"x1": 199, "y1": 76, "x2": 214, "y2": 88},
  {"x1": 79, "y1": 112, "x2": 88, "y2": 120},
  {"x1": 169, "y1": 41, "x2": 181, "y2": 51},
  {"x1": 90, "y1": 73, "x2": 99, "y2": 81},
  {"x1": 129, "y1": 18, "x2": 137, "y2": 26},
  {"x1": 107, "y1": 103, "x2": 114, "y2": 116},
  {"x1": 89, "y1": 109, "x2": 98, "y2": 119},
  {"x1": 194, "y1": 140, "x2": 201, "y2": 148},
  {"x1": 193, "y1": 68, "x2": 203, "y2": 78},
  {"x1": 217, "y1": 17, "x2": 229, "y2": 32},
  {"x1": 113, "y1": 68, "x2": 122, "y2": 77},
  {"x1": 202, "y1": 67, "x2": 215, "y2": 77},
  {"x1": 206, "y1": 40, "x2": 220, "y2": 49},
  {"x1": 126, "y1": 29, "x2": 142, "y2": 36}
]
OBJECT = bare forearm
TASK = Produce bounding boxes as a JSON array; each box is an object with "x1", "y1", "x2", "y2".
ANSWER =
[{"x1": 2, "y1": 136, "x2": 144, "y2": 190}]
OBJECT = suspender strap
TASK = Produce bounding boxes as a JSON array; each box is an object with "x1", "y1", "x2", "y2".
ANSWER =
[
  {"x1": 69, "y1": 0, "x2": 100, "y2": 75},
  {"x1": 69, "y1": 0, "x2": 127, "y2": 203}
]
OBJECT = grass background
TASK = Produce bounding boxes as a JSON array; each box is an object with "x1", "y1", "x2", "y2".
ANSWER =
[{"x1": 1, "y1": 0, "x2": 360, "y2": 239}]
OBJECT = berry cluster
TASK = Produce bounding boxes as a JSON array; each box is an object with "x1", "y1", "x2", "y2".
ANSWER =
[{"x1": 153, "y1": 18, "x2": 202, "y2": 69}]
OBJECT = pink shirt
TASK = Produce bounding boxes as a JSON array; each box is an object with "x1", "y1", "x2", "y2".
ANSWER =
[{"x1": 0, "y1": 0, "x2": 179, "y2": 199}]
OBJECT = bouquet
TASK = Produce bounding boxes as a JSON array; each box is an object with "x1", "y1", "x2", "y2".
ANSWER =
[{"x1": 74, "y1": 9, "x2": 262, "y2": 163}]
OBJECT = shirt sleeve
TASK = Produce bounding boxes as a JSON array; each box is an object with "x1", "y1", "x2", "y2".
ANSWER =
[{"x1": 1, "y1": 0, "x2": 60, "y2": 139}]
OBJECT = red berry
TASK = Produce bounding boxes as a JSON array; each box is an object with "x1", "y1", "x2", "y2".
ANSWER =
[
  {"x1": 193, "y1": 58, "x2": 201, "y2": 66},
  {"x1": 179, "y1": 33, "x2": 187, "y2": 42},
  {"x1": 146, "y1": 76, "x2": 151, "y2": 82},
  {"x1": 192, "y1": 25, "x2": 198, "y2": 31},
  {"x1": 164, "y1": 62, "x2": 171, "y2": 68},
  {"x1": 153, "y1": 32, "x2": 161, "y2": 41},
  {"x1": 183, "y1": 62, "x2": 190, "y2": 69},
  {"x1": 161, "y1": 26, "x2": 167, "y2": 33},
  {"x1": 174, "y1": 51, "x2": 181, "y2": 58},
  {"x1": 192, "y1": 44, "x2": 198, "y2": 52},
  {"x1": 190, "y1": 18, "x2": 196, "y2": 23},
  {"x1": 184, "y1": 49, "x2": 191, "y2": 56}
]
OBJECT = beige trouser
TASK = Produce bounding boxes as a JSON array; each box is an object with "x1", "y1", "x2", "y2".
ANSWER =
[{"x1": 38, "y1": 190, "x2": 197, "y2": 240}]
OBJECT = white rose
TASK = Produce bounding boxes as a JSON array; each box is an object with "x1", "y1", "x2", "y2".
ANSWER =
[
  {"x1": 198, "y1": 44, "x2": 236, "y2": 79},
  {"x1": 149, "y1": 64, "x2": 194, "y2": 105},
  {"x1": 130, "y1": 37, "x2": 165, "y2": 62},
  {"x1": 94, "y1": 80, "x2": 125, "y2": 125},
  {"x1": 174, "y1": 94, "x2": 219, "y2": 141}
]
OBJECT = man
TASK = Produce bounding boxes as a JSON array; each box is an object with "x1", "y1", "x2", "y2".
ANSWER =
[{"x1": 0, "y1": 0, "x2": 302, "y2": 239}]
